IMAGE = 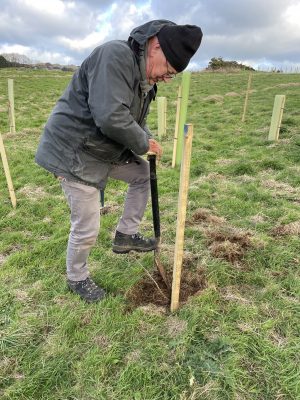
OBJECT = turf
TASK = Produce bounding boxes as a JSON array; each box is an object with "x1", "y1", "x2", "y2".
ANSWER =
[{"x1": 0, "y1": 68, "x2": 299, "y2": 399}]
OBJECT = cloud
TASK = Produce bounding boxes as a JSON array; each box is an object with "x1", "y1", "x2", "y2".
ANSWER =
[{"x1": 0, "y1": 0, "x2": 299, "y2": 69}]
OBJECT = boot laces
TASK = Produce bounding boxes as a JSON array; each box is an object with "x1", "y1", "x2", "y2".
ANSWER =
[
  {"x1": 82, "y1": 278, "x2": 98, "y2": 293},
  {"x1": 132, "y1": 232, "x2": 145, "y2": 242}
]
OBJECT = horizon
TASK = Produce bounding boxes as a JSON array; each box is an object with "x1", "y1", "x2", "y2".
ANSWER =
[{"x1": 0, "y1": 0, "x2": 300, "y2": 72}]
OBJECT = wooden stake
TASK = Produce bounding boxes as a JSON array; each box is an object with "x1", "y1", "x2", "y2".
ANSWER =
[
  {"x1": 241, "y1": 73, "x2": 252, "y2": 122},
  {"x1": 171, "y1": 124, "x2": 193, "y2": 312},
  {"x1": 175, "y1": 71, "x2": 191, "y2": 167},
  {"x1": 8, "y1": 79, "x2": 16, "y2": 134},
  {"x1": 172, "y1": 85, "x2": 182, "y2": 168},
  {"x1": 0, "y1": 133, "x2": 17, "y2": 208},
  {"x1": 268, "y1": 95, "x2": 286, "y2": 141},
  {"x1": 157, "y1": 97, "x2": 167, "y2": 138}
]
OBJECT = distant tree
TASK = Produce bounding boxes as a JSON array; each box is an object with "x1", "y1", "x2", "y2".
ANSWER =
[
  {"x1": 0, "y1": 55, "x2": 30, "y2": 68},
  {"x1": 0, "y1": 54, "x2": 77, "y2": 71},
  {"x1": 1, "y1": 53, "x2": 32, "y2": 64},
  {"x1": 207, "y1": 57, "x2": 255, "y2": 71},
  {"x1": 0, "y1": 55, "x2": 14, "y2": 68}
]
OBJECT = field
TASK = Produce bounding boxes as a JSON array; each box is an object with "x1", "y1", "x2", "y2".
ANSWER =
[{"x1": 0, "y1": 68, "x2": 300, "y2": 399}]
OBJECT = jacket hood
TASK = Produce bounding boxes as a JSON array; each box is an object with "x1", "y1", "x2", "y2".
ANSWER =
[{"x1": 129, "y1": 19, "x2": 176, "y2": 45}]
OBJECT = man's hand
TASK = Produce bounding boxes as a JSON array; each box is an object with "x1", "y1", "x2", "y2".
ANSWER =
[{"x1": 148, "y1": 139, "x2": 163, "y2": 159}]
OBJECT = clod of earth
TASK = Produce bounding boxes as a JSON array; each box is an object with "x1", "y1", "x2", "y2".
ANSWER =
[
  {"x1": 189, "y1": 209, "x2": 256, "y2": 264},
  {"x1": 271, "y1": 220, "x2": 300, "y2": 236},
  {"x1": 205, "y1": 227, "x2": 254, "y2": 263},
  {"x1": 203, "y1": 94, "x2": 224, "y2": 103},
  {"x1": 126, "y1": 267, "x2": 206, "y2": 308},
  {"x1": 191, "y1": 208, "x2": 226, "y2": 225},
  {"x1": 209, "y1": 240, "x2": 244, "y2": 263}
]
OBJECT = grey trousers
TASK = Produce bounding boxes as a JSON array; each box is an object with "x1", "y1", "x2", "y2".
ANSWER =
[{"x1": 61, "y1": 156, "x2": 150, "y2": 281}]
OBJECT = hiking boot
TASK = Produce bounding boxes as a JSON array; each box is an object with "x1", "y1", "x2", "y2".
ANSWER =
[
  {"x1": 67, "y1": 277, "x2": 106, "y2": 303},
  {"x1": 112, "y1": 231, "x2": 157, "y2": 254}
]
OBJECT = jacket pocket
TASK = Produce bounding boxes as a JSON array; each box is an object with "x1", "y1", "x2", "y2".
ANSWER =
[{"x1": 82, "y1": 132, "x2": 126, "y2": 163}]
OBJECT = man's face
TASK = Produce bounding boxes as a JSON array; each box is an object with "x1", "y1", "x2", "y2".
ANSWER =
[{"x1": 146, "y1": 37, "x2": 177, "y2": 85}]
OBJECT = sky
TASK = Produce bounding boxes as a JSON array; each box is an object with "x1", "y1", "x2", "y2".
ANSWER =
[{"x1": 0, "y1": 0, "x2": 300, "y2": 71}]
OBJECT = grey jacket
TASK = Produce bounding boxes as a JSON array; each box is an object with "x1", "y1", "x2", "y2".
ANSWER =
[{"x1": 35, "y1": 19, "x2": 175, "y2": 188}]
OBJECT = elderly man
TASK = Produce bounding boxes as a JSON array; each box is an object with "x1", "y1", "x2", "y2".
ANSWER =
[{"x1": 35, "y1": 19, "x2": 202, "y2": 302}]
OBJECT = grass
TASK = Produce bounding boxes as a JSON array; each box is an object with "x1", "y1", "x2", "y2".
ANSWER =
[{"x1": 0, "y1": 68, "x2": 300, "y2": 399}]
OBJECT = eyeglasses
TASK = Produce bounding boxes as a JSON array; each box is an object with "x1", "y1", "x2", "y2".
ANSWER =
[{"x1": 164, "y1": 59, "x2": 177, "y2": 79}]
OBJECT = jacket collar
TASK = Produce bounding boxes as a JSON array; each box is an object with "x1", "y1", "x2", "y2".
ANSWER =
[{"x1": 128, "y1": 38, "x2": 153, "y2": 95}]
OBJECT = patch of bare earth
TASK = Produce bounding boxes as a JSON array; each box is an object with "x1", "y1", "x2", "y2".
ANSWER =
[
  {"x1": 203, "y1": 94, "x2": 224, "y2": 103},
  {"x1": 193, "y1": 173, "x2": 227, "y2": 187},
  {"x1": 126, "y1": 267, "x2": 206, "y2": 308},
  {"x1": 14, "y1": 289, "x2": 30, "y2": 302},
  {"x1": 3, "y1": 127, "x2": 41, "y2": 139},
  {"x1": 271, "y1": 220, "x2": 300, "y2": 236},
  {"x1": 225, "y1": 92, "x2": 240, "y2": 97},
  {"x1": 137, "y1": 304, "x2": 167, "y2": 316},
  {"x1": 125, "y1": 350, "x2": 142, "y2": 363},
  {"x1": 18, "y1": 184, "x2": 64, "y2": 202},
  {"x1": 277, "y1": 82, "x2": 300, "y2": 88},
  {"x1": 53, "y1": 295, "x2": 73, "y2": 306},
  {"x1": 249, "y1": 214, "x2": 268, "y2": 224},
  {"x1": 220, "y1": 286, "x2": 252, "y2": 304},
  {"x1": 236, "y1": 175, "x2": 256, "y2": 183},
  {"x1": 215, "y1": 158, "x2": 234, "y2": 165},
  {"x1": 18, "y1": 184, "x2": 48, "y2": 201},
  {"x1": 269, "y1": 331, "x2": 288, "y2": 347},
  {"x1": 93, "y1": 334, "x2": 112, "y2": 349},
  {"x1": 262, "y1": 179, "x2": 299, "y2": 196},
  {"x1": 165, "y1": 316, "x2": 187, "y2": 336}
]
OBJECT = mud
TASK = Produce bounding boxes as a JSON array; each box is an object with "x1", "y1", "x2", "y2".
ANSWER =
[
  {"x1": 205, "y1": 227, "x2": 253, "y2": 263},
  {"x1": 126, "y1": 267, "x2": 206, "y2": 308}
]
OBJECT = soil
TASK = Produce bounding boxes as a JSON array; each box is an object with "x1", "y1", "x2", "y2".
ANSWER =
[
  {"x1": 191, "y1": 208, "x2": 226, "y2": 225},
  {"x1": 271, "y1": 220, "x2": 300, "y2": 236},
  {"x1": 126, "y1": 267, "x2": 207, "y2": 308},
  {"x1": 205, "y1": 227, "x2": 254, "y2": 263},
  {"x1": 189, "y1": 209, "x2": 256, "y2": 264}
]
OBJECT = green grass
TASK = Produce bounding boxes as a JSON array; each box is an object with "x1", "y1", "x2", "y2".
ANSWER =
[{"x1": 1, "y1": 68, "x2": 300, "y2": 399}]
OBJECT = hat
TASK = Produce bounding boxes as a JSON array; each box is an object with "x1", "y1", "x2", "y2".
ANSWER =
[{"x1": 157, "y1": 24, "x2": 203, "y2": 72}]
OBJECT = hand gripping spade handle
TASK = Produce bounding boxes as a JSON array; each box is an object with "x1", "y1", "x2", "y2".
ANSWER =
[{"x1": 148, "y1": 153, "x2": 170, "y2": 290}]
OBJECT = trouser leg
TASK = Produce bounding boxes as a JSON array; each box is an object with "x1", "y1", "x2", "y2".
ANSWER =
[
  {"x1": 108, "y1": 156, "x2": 150, "y2": 235},
  {"x1": 61, "y1": 179, "x2": 100, "y2": 281}
]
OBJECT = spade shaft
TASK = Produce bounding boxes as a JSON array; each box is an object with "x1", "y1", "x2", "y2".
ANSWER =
[
  {"x1": 148, "y1": 154, "x2": 170, "y2": 290},
  {"x1": 148, "y1": 154, "x2": 160, "y2": 239}
]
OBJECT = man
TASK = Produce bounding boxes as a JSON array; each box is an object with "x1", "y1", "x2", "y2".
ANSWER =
[{"x1": 35, "y1": 19, "x2": 202, "y2": 302}]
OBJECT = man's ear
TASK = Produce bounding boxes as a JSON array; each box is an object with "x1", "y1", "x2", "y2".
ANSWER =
[
  {"x1": 148, "y1": 36, "x2": 161, "y2": 55},
  {"x1": 153, "y1": 36, "x2": 161, "y2": 49}
]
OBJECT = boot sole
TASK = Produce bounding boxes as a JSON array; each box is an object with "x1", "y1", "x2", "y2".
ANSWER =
[{"x1": 112, "y1": 245, "x2": 156, "y2": 254}]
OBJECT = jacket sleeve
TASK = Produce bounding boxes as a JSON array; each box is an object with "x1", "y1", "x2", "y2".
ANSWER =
[
  {"x1": 86, "y1": 42, "x2": 149, "y2": 155},
  {"x1": 143, "y1": 125, "x2": 153, "y2": 139}
]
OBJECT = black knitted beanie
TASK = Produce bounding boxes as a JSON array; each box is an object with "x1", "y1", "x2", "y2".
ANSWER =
[{"x1": 157, "y1": 24, "x2": 203, "y2": 72}]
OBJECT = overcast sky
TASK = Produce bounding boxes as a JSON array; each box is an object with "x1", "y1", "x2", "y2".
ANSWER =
[{"x1": 1, "y1": 0, "x2": 300, "y2": 70}]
